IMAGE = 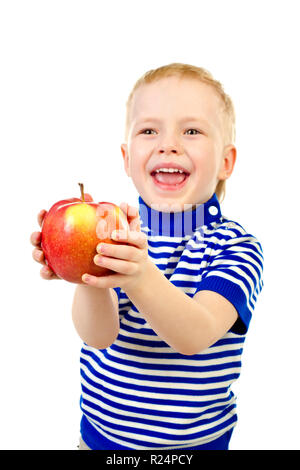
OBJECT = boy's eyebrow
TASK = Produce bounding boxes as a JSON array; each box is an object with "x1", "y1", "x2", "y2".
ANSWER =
[
  {"x1": 134, "y1": 116, "x2": 211, "y2": 126},
  {"x1": 134, "y1": 117, "x2": 161, "y2": 124},
  {"x1": 179, "y1": 116, "x2": 211, "y2": 128}
]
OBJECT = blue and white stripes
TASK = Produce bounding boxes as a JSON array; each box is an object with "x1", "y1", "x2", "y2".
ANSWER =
[{"x1": 79, "y1": 193, "x2": 264, "y2": 449}]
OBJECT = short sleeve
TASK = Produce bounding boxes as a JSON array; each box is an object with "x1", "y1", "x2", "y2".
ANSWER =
[{"x1": 194, "y1": 227, "x2": 264, "y2": 335}]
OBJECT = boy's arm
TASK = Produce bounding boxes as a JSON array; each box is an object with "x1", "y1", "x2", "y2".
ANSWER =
[
  {"x1": 76, "y1": 206, "x2": 263, "y2": 354},
  {"x1": 124, "y1": 261, "x2": 238, "y2": 355},
  {"x1": 80, "y1": 204, "x2": 238, "y2": 356},
  {"x1": 72, "y1": 285, "x2": 119, "y2": 349}
]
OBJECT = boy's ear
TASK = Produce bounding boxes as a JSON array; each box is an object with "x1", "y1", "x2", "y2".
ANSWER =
[
  {"x1": 218, "y1": 145, "x2": 237, "y2": 181},
  {"x1": 121, "y1": 143, "x2": 131, "y2": 177}
]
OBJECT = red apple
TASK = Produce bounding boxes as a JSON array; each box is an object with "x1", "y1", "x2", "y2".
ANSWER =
[{"x1": 41, "y1": 183, "x2": 129, "y2": 284}]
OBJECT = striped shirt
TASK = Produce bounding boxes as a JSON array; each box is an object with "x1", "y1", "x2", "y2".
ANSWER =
[{"x1": 79, "y1": 192, "x2": 264, "y2": 449}]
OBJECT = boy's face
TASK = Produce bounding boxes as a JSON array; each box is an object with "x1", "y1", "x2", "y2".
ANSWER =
[{"x1": 121, "y1": 76, "x2": 236, "y2": 211}]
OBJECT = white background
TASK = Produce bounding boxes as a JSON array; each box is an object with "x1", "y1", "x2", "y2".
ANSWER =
[{"x1": 1, "y1": 0, "x2": 299, "y2": 450}]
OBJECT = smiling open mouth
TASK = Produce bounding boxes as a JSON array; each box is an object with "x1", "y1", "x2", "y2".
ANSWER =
[{"x1": 150, "y1": 169, "x2": 190, "y2": 190}]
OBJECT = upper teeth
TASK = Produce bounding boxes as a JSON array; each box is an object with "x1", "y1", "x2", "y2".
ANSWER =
[{"x1": 155, "y1": 168, "x2": 184, "y2": 173}]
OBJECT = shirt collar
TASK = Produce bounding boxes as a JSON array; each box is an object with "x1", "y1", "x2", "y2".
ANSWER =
[{"x1": 138, "y1": 192, "x2": 222, "y2": 237}]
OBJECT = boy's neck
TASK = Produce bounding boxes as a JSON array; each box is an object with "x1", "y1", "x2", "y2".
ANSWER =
[{"x1": 138, "y1": 193, "x2": 222, "y2": 237}]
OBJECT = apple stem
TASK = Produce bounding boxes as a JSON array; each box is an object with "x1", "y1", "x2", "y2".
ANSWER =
[{"x1": 78, "y1": 182, "x2": 85, "y2": 202}]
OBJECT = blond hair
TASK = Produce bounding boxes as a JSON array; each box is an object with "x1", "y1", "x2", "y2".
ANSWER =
[{"x1": 124, "y1": 63, "x2": 236, "y2": 203}]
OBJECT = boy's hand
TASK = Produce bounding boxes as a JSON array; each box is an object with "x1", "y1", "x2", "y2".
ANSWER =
[
  {"x1": 30, "y1": 209, "x2": 60, "y2": 280},
  {"x1": 82, "y1": 203, "x2": 150, "y2": 291}
]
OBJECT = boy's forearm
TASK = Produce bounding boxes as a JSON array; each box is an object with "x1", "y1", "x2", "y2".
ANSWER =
[
  {"x1": 124, "y1": 261, "x2": 215, "y2": 355},
  {"x1": 72, "y1": 285, "x2": 119, "y2": 349}
]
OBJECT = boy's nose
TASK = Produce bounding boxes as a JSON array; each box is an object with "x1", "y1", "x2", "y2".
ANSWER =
[
  {"x1": 158, "y1": 141, "x2": 183, "y2": 154},
  {"x1": 159, "y1": 146, "x2": 178, "y2": 154},
  {"x1": 157, "y1": 133, "x2": 183, "y2": 155}
]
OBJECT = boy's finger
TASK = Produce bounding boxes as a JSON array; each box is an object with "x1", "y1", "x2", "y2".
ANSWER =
[
  {"x1": 40, "y1": 265, "x2": 59, "y2": 280},
  {"x1": 30, "y1": 231, "x2": 41, "y2": 246},
  {"x1": 32, "y1": 248, "x2": 45, "y2": 263},
  {"x1": 120, "y1": 202, "x2": 138, "y2": 220},
  {"x1": 111, "y1": 229, "x2": 147, "y2": 248},
  {"x1": 119, "y1": 203, "x2": 140, "y2": 231},
  {"x1": 82, "y1": 272, "x2": 125, "y2": 289},
  {"x1": 37, "y1": 210, "x2": 47, "y2": 228},
  {"x1": 129, "y1": 216, "x2": 141, "y2": 232}
]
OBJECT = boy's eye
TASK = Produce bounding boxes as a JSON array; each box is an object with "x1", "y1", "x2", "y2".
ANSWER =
[
  {"x1": 139, "y1": 128, "x2": 202, "y2": 135},
  {"x1": 185, "y1": 129, "x2": 201, "y2": 135},
  {"x1": 140, "y1": 129, "x2": 157, "y2": 135}
]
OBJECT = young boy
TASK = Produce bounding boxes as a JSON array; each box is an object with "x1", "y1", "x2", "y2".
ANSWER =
[{"x1": 31, "y1": 63, "x2": 264, "y2": 450}]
